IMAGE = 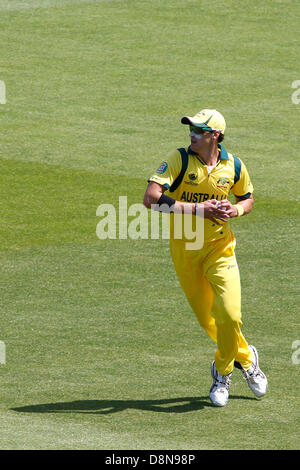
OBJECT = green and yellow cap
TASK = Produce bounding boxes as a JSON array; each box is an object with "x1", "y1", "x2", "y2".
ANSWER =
[{"x1": 181, "y1": 109, "x2": 226, "y2": 134}]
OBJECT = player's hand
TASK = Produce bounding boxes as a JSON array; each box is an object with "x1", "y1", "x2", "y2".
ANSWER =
[
  {"x1": 200, "y1": 199, "x2": 230, "y2": 226},
  {"x1": 217, "y1": 199, "x2": 238, "y2": 218}
]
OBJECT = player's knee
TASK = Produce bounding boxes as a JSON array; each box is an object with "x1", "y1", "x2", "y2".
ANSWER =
[
  {"x1": 215, "y1": 310, "x2": 241, "y2": 327},
  {"x1": 214, "y1": 298, "x2": 241, "y2": 324}
]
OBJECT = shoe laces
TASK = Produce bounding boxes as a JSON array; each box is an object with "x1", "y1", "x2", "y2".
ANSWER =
[
  {"x1": 215, "y1": 372, "x2": 232, "y2": 390},
  {"x1": 246, "y1": 364, "x2": 265, "y2": 382}
]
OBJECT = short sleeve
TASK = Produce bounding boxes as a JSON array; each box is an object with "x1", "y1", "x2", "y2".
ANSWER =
[
  {"x1": 231, "y1": 158, "x2": 254, "y2": 199},
  {"x1": 147, "y1": 149, "x2": 182, "y2": 190}
]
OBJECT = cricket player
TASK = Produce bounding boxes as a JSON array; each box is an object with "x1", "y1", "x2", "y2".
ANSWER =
[{"x1": 143, "y1": 109, "x2": 268, "y2": 406}]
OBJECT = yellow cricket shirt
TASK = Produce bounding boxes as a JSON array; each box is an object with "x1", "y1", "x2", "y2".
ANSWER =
[{"x1": 148, "y1": 144, "x2": 253, "y2": 243}]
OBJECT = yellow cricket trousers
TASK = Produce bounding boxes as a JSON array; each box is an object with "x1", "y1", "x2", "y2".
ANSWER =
[{"x1": 170, "y1": 229, "x2": 252, "y2": 375}]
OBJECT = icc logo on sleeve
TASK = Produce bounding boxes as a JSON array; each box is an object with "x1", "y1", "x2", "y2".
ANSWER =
[{"x1": 156, "y1": 162, "x2": 168, "y2": 174}]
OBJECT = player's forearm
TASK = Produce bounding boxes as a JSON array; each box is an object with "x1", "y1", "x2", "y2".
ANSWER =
[
  {"x1": 148, "y1": 194, "x2": 195, "y2": 214},
  {"x1": 143, "y1": 183, "x2": 195, "y2": 213},
  {"x1": 147, "y1": 196, "x2": 230, "y2": 223},
  {"x1": 172, "y1": 200, "x2": 195, "y2": 214},
  {"x1": 234, "y1": 196, "x2": 254, "y2": 217}
]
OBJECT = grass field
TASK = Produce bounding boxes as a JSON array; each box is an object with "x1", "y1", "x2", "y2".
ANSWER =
[{"x1": 0, "y1": 0, "x2": 299, "y2": 450}]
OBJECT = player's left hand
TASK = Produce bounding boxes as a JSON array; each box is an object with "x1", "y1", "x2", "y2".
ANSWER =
[{"x1": 217, "y1": 200, "x2": 238, "y2": 218}]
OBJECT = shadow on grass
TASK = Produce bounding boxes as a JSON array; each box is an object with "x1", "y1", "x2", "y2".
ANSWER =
[{"x1": 11, "y1": 395, "x2": 256, "y2": 415}]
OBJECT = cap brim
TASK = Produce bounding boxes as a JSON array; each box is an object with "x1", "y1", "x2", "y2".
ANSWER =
[
  {"x1": 181, "y1": 116, "x2": 213, "y2": 130},
  {"x1": 181, "y1": 116, "x2": 194, "y2": 125},
  {"x1": 181, "y1": 116, "x2": 225, "y2": 133}
]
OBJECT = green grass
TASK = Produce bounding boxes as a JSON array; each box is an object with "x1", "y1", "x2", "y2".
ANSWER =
[{"x1": 0, "y1": 0, "x2": 299, "y2": 450}]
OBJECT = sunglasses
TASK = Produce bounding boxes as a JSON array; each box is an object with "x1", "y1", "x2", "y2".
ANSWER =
[{"x1": 189, "y1": 125, "x2": 212, "y2": 135}]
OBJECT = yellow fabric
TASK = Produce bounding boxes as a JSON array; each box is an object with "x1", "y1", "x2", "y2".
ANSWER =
[
  {"x1": 234, "y1": 204, "x2": 245, "y2": 217},
  {"x1": 170, "y1": 230, "x2": 253, "y2": 375},
  {"x1": 149, "y1": 147, "x2": 253, "y2": 243},
  {"x1": 148, "y1": 145, "x2": 254, "y2": 375}
]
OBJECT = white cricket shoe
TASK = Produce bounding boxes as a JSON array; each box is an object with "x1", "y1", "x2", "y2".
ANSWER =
[
  {"x1": 209, "y1": 361, "x2": 232, "y2": 407},
  {"x1": 235, "y1": 345, "x2": 268, "y2": 398}
]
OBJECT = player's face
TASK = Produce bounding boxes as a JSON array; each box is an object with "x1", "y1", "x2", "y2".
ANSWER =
[{"x1": 189, "y1": 126, "x2": 214, "y2": 152}]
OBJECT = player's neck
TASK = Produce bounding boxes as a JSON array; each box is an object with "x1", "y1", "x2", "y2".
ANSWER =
[{"x1": 197, "y1": 143, "x2": 219, "y2": 166}]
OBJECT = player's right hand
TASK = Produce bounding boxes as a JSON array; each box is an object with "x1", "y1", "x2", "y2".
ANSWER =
[{"x1": 200, "y1": 199, "x2": 230, "y2": 226}]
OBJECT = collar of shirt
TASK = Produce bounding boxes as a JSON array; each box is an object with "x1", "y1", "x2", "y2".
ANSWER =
[{"x1": 188, "y1": 144, "x2": 229, "y2": 162}]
